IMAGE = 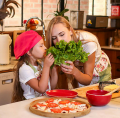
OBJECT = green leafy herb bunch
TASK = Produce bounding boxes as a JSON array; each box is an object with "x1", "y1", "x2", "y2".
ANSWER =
[{"x1": 46, "y1": 40, "x2": 89, "y2": 67}]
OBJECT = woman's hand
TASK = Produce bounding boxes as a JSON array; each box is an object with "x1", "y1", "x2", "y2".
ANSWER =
[
  {"x1": 61, "y1": 61, "x2": 76, "y2": 75},
  {"x1": 44, "y1": 53, "x2": 54, "y2": 67}
]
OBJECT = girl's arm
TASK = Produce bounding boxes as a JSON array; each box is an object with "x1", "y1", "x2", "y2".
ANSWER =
[
  {"x1": 50, "y1": 66, "x2": 58, "y2": 89},
  {"x1": 61, "y1": 52, "x2": 95, "y2": 85},
  {"x1": 26, "y1": 53, "x2": 54, "y2": 93}
]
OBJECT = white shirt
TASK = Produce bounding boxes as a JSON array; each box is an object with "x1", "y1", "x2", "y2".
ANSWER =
[
  {"x1": 78, "y1": 31, "x2": 101, "y2": 62},
  {"x1": 19, "y1": 63, "x2": 51, "y2": 99}
]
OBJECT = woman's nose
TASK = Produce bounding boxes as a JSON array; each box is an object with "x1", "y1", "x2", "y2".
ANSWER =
[{"x1": 57, "y1": 37, "x2": 62, "y2": 42}]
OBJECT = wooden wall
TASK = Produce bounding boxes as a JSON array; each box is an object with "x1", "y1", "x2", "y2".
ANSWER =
[{"x1": 83, "y1": 28, "x2": 116, "y2": 46}]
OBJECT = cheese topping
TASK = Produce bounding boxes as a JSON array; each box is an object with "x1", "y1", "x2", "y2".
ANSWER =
[
  {"x1": 103, "y1": 84, "x2": 119, "y2": 92},
  {"x1": 32, "y1": 99, "x2": 88, "y2": 113}
]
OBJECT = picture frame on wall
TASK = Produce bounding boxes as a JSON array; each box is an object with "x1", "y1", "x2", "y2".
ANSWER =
[{"x1": 70, "y1": 11, "x2": 84, "y2": 29}]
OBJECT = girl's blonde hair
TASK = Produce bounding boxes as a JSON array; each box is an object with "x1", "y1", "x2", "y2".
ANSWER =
[
  {"x1": 11, "y1": 50, "x2": 32, "y2": 102},
  {"x1": 46, "y1": 16, "x2": 78, "y2": 48}
]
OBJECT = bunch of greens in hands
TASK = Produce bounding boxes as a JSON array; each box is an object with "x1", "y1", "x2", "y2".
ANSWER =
[{"x1": 46, "y1": 40, "x2": 89, "y2": 67}]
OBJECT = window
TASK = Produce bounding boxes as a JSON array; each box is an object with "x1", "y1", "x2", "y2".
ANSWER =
[
  {"x1": 65, "y1": 0, "x2": 79, "y2": 20},
  {"x1": 4, "y1": 0, "x2": 109, "y2": 27},
  {"x1": 43, "y1": 0, "x2": 58, "y2": 28},
  {"x1": 4, "y1": 0, "x2": 42, "y2": 27},
  {"x1": 4, "y1": 0, "x2": 22, "y2": 27},
  {"x1": 93, "y1": 0, "x2": 107, "y2": 15},
  {"x1": 23, "y1": 0, "x2": 42, "y2": 24}
]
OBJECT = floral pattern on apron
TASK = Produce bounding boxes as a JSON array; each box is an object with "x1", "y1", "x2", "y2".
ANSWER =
[
  {"x1": 77, "y1": 50, "x2": 111, "y2": 87},
  {"x1": 90, "y1": 50, "x2": 111, "y2": 84},
  {"x1": 74, "y1": 31, "x2": 112, "y2": 87}
]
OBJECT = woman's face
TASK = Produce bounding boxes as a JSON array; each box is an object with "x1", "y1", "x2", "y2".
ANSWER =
[
  {"x1": 31, "y1": 39, "x2": 47, "y2": 59},
  {"x1": 51, "y1": 23, "x2": 73, "y2": 45}
]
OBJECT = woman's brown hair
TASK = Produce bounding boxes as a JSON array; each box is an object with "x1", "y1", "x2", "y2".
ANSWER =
[
  {"x1": 11, "y1": 53, "x2": 31, "y2": 102},
  {"x1": 46, "y1": 16, "x2": 80, "y2": 89},
  {"x1": 46, "y1": 16, "x2": 96, "y2": 49},
  {"x1": 46, "y1": 16, "x2": 78, "y2": 48}
]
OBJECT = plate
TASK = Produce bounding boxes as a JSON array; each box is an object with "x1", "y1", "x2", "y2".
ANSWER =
[{"x1": 46, "y1": 89, "x2": 78, "y2": 98}]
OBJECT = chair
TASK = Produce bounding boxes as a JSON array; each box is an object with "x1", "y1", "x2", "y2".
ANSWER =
[{"x1": 13, "y1": 30, "x2": 25, "y2": 47}]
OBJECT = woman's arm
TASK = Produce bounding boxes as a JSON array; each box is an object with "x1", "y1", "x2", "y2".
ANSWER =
[
  {"x1": 61, "y1": 52, "x2": 95, "y2": 85},
  {"x1": 26, "y1": 53, "x2": 54, "y2": 93},
  {"x1": 50, "y1": 66, "x2": 58, "y2": 89}
]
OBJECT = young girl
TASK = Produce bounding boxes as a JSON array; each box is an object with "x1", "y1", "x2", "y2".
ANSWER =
[
  {"x1": 12, "y1": 30, "x2": 58, "y2": 102},
  {"x1": 46, "y1": 16, "x2": 111, "y2": 89}
]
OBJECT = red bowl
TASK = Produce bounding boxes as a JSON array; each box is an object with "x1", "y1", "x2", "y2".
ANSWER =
[{"x1": 86, "y1": 90, "x2": 112, "y2": 106}]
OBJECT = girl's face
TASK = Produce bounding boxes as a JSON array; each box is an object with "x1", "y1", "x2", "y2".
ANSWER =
[
  {"x1": 51, "y1": 23, "x2": 73, "y2": 45},
  {"x1": 31, "y1": 39, "x2": 47, "y2": 59}
]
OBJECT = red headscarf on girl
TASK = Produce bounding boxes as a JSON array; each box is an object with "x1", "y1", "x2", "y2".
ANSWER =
[{"x1": 14, "y1": 30, "x2": 42, "y2": 59}]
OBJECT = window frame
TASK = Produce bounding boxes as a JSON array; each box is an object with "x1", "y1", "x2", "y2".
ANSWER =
[
  {"x1": 5, "y1": 0, "x2": 96, "y2": 27},
  {"x1": 5, "y1": 0, "x2": 43, "y2": 27}
]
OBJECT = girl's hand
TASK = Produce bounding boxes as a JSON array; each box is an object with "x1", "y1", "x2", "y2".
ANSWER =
[
  {"x1": 61, "y1": 61, "x2": 75, "y2": 75},
  {"x1": 44, "y1": 53, "x2": 54, "y2": 67}
]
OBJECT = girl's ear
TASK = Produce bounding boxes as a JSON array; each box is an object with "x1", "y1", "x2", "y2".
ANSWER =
[
  {"x1": 70, "y1": 27, "x2": 73, "y2": 36},
  {"x1": 27, "y1": 51, "x2": 32, "y2": 56}
]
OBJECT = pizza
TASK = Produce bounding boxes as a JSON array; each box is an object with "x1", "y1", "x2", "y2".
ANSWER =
[{"x1": 31, "y1": 98, "x2": 89, "y2": 114}]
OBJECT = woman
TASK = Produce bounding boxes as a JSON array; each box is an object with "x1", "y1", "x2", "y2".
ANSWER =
[{"x1": 46, "y1": 16, "x2": 111, "y2": 89}]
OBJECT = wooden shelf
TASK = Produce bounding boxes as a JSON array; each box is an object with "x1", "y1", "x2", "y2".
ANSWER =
[
  {"x1": 74, "y1": 27, "x2": 116, "y2": 32},
  {"x1": 109, "y1": 16, "x2": 120, "y2": 19}
]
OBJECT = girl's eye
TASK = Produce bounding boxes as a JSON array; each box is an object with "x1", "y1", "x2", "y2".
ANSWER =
[{"x1": 40, "y1": 45, "x2": 43, "y2": 47}]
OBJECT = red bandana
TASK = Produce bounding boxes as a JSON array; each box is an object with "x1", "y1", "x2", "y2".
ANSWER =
[{"x1": 14, "y1": 30, "x2": 42, "y2": 59}]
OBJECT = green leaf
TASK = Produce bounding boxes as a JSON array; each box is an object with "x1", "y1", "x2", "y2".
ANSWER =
[
  {"x1": 60, "y1": 9, "x2": 69, "y2": 16},
  {"x1": 49, "y1": 0, "x2": 69, "y2": 21},
  {"x1": 46, "y1": 40, "x2": 89, "y2": 68}
]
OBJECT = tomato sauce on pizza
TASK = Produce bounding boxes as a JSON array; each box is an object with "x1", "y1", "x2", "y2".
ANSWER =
[{"x1": 32, "y1": 98, "x2": 88, "y2": 113}]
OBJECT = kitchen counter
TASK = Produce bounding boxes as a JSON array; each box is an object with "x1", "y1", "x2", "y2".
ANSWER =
[
  {"x1": 0, "y1": 78, "x2": 120, "y2": 118},
  {"x1": 101, "y1": 46, "x2": 120, "y2": 50},
  {"x1": 0, "y1": 57, "x2": 17, "y2": 72},
  {"x1": 0, "y1": 96, "x2": 120, "y2": 118}
]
